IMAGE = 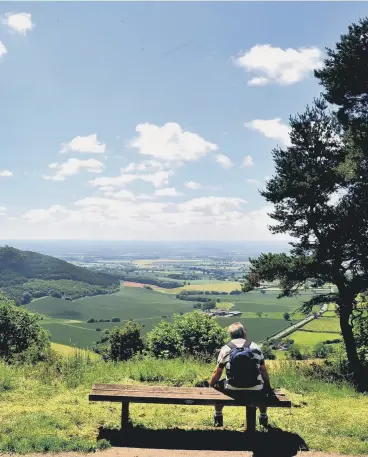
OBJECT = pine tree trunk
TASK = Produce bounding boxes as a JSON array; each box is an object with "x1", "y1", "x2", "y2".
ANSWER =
[{"x1": 339, "y1": 305, "x2": 367, "y2": 392}]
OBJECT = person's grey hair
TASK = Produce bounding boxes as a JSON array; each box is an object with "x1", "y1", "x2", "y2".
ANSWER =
[{"x1": 228, "y1": 322, "x2": 246, "y2": 339}]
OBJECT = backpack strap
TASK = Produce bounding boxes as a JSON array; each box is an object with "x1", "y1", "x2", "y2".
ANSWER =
[
  {"x1": 227, "y1": 341, "x2": 237, "y2": 350},
  {"x1": 242, "y1": 340, "x2": 252, "y2": 349}
]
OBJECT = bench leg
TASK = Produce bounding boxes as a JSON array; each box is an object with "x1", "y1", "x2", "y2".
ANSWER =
[
  {"x1": 246, "y1": 406, "x2": 256, "y2": 433},
  {"x1": 121, "y1": 402, "x2": 130, "y2": 428}
]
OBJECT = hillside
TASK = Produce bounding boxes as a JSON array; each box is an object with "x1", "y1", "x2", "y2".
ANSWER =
[{"x1": 0, "y1": 246, "x2": 120, "y2": 304}]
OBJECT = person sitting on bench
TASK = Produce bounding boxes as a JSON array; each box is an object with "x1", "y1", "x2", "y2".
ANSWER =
[{"x1": 209, "y1": 322, "x2": 273, "y2": 428}]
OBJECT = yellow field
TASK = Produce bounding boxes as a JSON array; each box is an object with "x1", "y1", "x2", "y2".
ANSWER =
[
  {"x1": 135, "y1": 258, "x2": 209, "y2": 267},
  {"x1": 51, "y1": 343, "x2": 100, "y2": 359},
  {"x1": 161, "y1": 281, "x2": 242, "y2": 294}
]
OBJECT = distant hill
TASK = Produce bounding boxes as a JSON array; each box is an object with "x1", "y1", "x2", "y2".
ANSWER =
[{"x1": 0, "y1": 246, "x2": 120, "y2": 304}]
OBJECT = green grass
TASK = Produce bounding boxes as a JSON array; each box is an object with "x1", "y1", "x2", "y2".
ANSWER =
[
  {"x1": 25, "y1": 289, "x2": 309, "y2": 349},
  {"x1": 51, "y1": 343, "x2": 100, "y2": 360},
  {"x1": 292, "y1": 331, "x2": 342, "y2": 347},
  {"x1": 0, "y1": 356, "x2": 367, "y2": 454},
  {"x1": 303, "y1": 316, "x2": 340, "y2": 333},
  {"x1": 215, "y1": 302, "x2": 234, "y2": 311}
]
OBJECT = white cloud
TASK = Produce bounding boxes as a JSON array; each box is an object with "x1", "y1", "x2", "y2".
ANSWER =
[
  {"x1": 121, "y1": 160, "x2": 167, "y2": 173},
  {"x1": 0, "y1": 170, "x2": 13, "y2": 177},
  {"x1": 248, "y1": 76, "x2": 269, "y2": 86},
  {"x1": 246, "y1": 179, "x2": 262, "y2": 185},
  {"x1": 185, "y1": 181, "x2": 201, "y2": 190},
  {"x1": 0, "y1": 206, "x2": 6, "y2": 216},
  {"x1": 241, "y1": 155, "x2": 254, "y2": 168},
  {"x1": 17, "y1": 196, "x2": 293, "y2": 242},
  {"x1": 178, "y1": 196, "x2": 247, "y2": 216},
  {"x1": 128, "y1": 122, "x2": 218, "y2": 163},
  {"x1": 154, "y1": 187, "x2": 184, "y2": 197},
  {"x1": 61, "y1": 134, "x2": 106, "y2": 154},
  {"x1": 103, "y1": 189, "x2": 136, "y2": 201},
  {"x1": 0, "y1": 41, "x2": 7, "y2": 58},
  {"x1": 215, "y1": 153, "x2": 233, "y2": 169},
  {"x1": 90, "y1": 170, "x2": 171, "y2": 189},
  {"x1": 43, "y1": 158, "x2": 104, "y2": 181},
  {"x1": 4, "y1": 13, "x2": 34, "y2": 35},
  {"x1": 235, "y1": 44, "x2": 323, "y2": 86},
  {"x1": 245, "y1": 118, "x2": 291, "y2": 147}
]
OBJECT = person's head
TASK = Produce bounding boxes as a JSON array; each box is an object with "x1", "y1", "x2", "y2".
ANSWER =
[{"x1": 228, "y1": 322, "x2": 246, "y2": 339}]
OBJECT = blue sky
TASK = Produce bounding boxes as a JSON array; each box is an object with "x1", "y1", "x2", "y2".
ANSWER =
[{"x1": 0, "y1": 2, "x2": 367, "y2": 240}]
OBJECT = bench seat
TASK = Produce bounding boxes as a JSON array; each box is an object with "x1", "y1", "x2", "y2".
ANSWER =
[{"x1": 89, "y1": 384, "x2": 291, "y2": 433}]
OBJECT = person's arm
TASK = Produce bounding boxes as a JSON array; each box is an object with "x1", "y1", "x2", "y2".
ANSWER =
[
  {"x1": 260, "y1": 362, "x2": 272, "y2": 392},
  {"x1": 209, "y1": 366, "x2": 223, "y2": 388}
]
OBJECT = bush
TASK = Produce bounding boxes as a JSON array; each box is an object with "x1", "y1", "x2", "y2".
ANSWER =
[
  {"x1": 146, "y1": 321, "x2": 182, "y2": 358},
  {"x1": 96, "y1": 328, "x2": 102, "y2": 332},
  {"x1": 87, "y1": 318, "x2": 97, "y2": 323},
  {"x1": 147, "y1": 312, "x2": 227, "y2": 360},
  {"x1": 111, "y1": 317, "x2": 120, "y2": 323},
  {"x1": 287, "y1": 344, "x2": 306, "y2": 360},
  {"x1": 109, "y1": 320, "x2": 144, "y2": 361},
  {"x1": 261, "y1": 342, "x2": 276, "y2": 360},
  {"x1": 0, "y1": 294, "x2": 51, "y2": 363},
  {"x1": 283, "y1": 312, "x2": 291, "y2": 321},
  {"x1": 313, "y1": 343, "x2": 334, "y2": 359}
]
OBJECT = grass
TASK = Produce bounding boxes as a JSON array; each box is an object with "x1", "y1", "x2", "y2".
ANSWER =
[
  {"x1": 0, "y1": 356, "x2": 367, "y2": 455},
  {"x1": 215, "y1": 302, "x2": 234, "y2": 311},
  {"x1": 291, "y1": 331, "x2": 342, "y2": 347},
  {"x1": 51, "y1": 343, "x2": 100, "y2": 360},
  {"x1": 25, "y1": 289, "x2": 308, "y2": 350},
  {"x1": 161, "y1": 281, "x2": 242, "y2": 294},
  {"x1": 302, "y1": 316, "x2": 340, "y2": 333}
]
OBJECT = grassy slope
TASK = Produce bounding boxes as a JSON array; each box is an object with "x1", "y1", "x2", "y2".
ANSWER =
[
  {"x1": 27, "y1": 288, "x2": 303, "y2": 349},
  {"x1": 0, "y1": 357, "x2": 367, "y2": 455}
]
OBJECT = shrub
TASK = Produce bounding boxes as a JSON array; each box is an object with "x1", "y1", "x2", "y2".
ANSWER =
[
  {"x1": 147, "y1": 312, "x2": 227, "y2": 360},
  {"x1": 0, "y1": 294, "x2": 51, "y2": 363},
  {"x1": 109, "y1": 320, "x2": 144, "y2": 361},
  {"x1": 261, "y1": 342, "x2": 276, "y2": 360},
  {"x1": 96, "y1": 328, "x2": 102, "y2": 332},
  {"x1": 87, "y1": 318, "x2": 96, "y2": 323},
  {"x1": 146, "y1": 321, "x2": 182, "y2": 358},
  {"x1": 283, "y1": 312, "x2": 291, "y2": 321},
  {"x1": 111, "y1": 317, "x2": 120, "y2": 323}
]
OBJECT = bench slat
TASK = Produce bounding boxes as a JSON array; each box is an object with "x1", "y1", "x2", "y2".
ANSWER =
[
  {"x1": 89, "y1": 385, "x2": 291, "y2": 407},
  {"x1": 92, "y1": 384, "x2": 286, "y2": 397}
]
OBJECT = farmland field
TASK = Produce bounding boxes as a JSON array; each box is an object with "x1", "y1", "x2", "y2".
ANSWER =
[
  {"x1": 302, "y1": 316, "x2": 340, "y2": 333},
  {"x1": 291, "y1": 330, "x2": 342, "y2": 347},
  {"x1": 25, "y1": 286, "x2": 307, "y2": 349}
]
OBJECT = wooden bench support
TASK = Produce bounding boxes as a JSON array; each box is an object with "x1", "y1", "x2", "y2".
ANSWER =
[
  {"x1": 246, "y1": 406, "x2": 256, "y2": 433},
  {"x1": 121, "y1": 402, "x2": 130, "y2": 428}
]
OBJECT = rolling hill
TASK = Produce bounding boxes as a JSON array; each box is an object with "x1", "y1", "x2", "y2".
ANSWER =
[{"x1": 0, "y1": 246, "x2": 120, "y2": 304}]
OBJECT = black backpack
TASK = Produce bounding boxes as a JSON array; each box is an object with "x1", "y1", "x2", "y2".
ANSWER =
[{"x1": 226, "y1": 340, "x2": 260, "y2": 388}]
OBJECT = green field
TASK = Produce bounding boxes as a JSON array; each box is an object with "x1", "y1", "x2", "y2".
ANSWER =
[
  {"x1": 302, "y1": 316, "x2": 340, "y2": 333},
  {"x1": 25, "y1": 287, "x2": 306, "y2": 349},
  {"x1": 291, "y1": 331, "x2": 342, "y2": 347}
]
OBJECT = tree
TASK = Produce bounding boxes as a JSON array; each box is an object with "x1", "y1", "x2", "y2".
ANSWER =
[
  {"x1": 0, "y1": 293, "x2": 50, "y2": 363},
  {"x1": 147, "y1": 312, "x2": 227, "y2": 359},
  {"x1": 256, "y1": 312, "x2": 263, "y2": 318},
  {"x1": 242, "y1": 99, "x2": 368, "y2": 391},
  {"x1": 146, "y1": 321, "x2": 182, "y2": 358},
  {"x1": 283, "y1": 312, "x2": 291, "y2": 321},
  {"x1": 109, "y1": 320, "x2": 144, "y2": 361},
  {"x1": 261, "y1": 342, "x2": 276, "y2": 360},
  {"x1": 173, "y1": 312, "x2": 227, "y2": 358}
]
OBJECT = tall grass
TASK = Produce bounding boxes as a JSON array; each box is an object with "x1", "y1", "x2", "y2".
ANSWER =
[{"x1": 0, "y1": 355, "x2": 367, "y2": 454}]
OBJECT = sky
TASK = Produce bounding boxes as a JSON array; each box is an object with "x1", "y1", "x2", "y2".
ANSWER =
[{"x1": 0, "y1": 2, "x2": 367, "y2": 241}]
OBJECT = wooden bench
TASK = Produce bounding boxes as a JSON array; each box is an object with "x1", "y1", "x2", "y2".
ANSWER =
[{"x1": 89, "y1": 384, "x2": 291, "y2": 433}]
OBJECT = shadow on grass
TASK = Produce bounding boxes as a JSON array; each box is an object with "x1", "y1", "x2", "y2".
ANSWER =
[{"x1": 98, "y1": 425, "x2": 308, "y2": 457}]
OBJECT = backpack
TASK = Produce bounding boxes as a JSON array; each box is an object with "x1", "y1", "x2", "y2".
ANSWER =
[{"x1": 226, "y1": 340, "x2": 260, "y2": 388}]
